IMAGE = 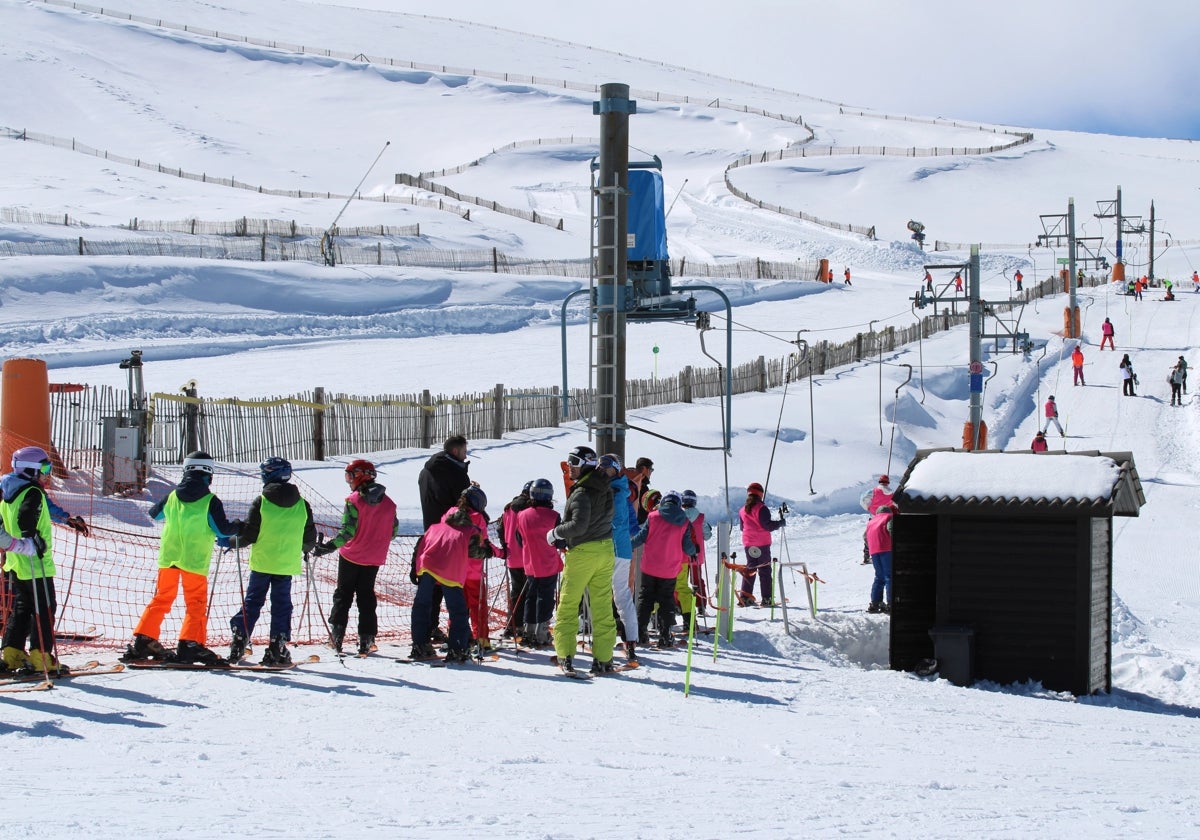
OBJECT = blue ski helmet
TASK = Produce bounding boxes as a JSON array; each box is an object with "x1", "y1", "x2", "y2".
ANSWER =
[
  {"x1": 662, "y1": 490, "x2": 683, "y2": 507},
  {"x1": 681, "y1": 489, "x2": 698, "y2": 508},
  {"x1": 461, "y1": 485, "x2": 488, "y2": 514},
  {"x1": 260, "y1": 456, "x2": 292, "y2": 484},
  {"x1": 521, "y1": 480, "x2": 534, "y2": 496},
  {"x1": 529, "y1": 478, "x2": 554, "y2": 502}
]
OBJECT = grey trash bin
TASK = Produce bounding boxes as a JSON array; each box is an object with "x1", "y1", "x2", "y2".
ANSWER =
[{"x1": 928, "y1": 625, "x2": 974, "y2": 687}]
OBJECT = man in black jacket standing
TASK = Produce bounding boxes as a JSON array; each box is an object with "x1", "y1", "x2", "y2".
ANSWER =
[{"x1": 417, "y1": 435, "x2": 472, "y2": 640}]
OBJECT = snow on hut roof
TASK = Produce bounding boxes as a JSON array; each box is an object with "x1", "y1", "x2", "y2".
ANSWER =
[{"x1": 895, "y1": 449, "x2": 1145, "y2": 517}]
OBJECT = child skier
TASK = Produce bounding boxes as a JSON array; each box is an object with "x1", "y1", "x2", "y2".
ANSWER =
[
  {"x1": 125, "y1": 451, "x2": 239, "y2": 665},
  {"x1": 314, "y1": 459, "x2": 398, "y2": 656},
  {"x1": 631, "y1": 491, "x2": 697, "y2": 649},
  {"x1": 498, "y1": 481, "x2": 532, "y2": 639},
  {"x1": 227, "y1": 457, "x2": 317, "y2": 665},
  {"x1": 410, "y1": 501, "x2": 478, "y2": 662},
  {"x1": 679, "y1": 489, "x2": 712, "y2": 620},
  {"x1": 459, "y1": 485, "x2": 499, "y2": 656},
  {"x1": 515, "y1": 478, "x2": 563, "y2": 649},
  {"x1": 737, "y1": 482, "x2": 786, "y2": 607},
  {"x1": 1, "y1": 446, "x2": 89, "y2": 674}
]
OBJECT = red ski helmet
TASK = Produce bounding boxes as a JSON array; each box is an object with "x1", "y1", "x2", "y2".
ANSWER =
[
  {"x1": 747, "y1": 482, "x2": 765, "y2": 496},
  {"x1": 345, "y1": 459, "x2": 377, "y2": 490},
  {"x1": 878, "y1": 475, "x2": 890, "y2": 486}
]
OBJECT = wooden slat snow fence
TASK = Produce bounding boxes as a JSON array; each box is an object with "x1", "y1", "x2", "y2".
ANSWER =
[{"x1": 51, "y1": 274, "x2": 1098, "y2": 463}]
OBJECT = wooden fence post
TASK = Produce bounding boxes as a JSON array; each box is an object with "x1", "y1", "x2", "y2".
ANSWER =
[
  {"x1": 757, "y1": 355, "x2": 767, "y2": 391},
  {"x1": 551, "y1": 386, "x2": 560, "y2": 427},
  {"x1": 855, "y1": 333, "x2": 864, "y2": 362},
  {"x1": 420, "y1": 389, "x2": 434, "y2": 449},
  {"x1": 682, "y1": 365, "x2": 693, "y2": 403},
  {"x1": 492, "y1": 383, "x2": 505, "y2": 440},
  {"x1": 312, "y1": 386, "x2": 326, "y2": 461}
]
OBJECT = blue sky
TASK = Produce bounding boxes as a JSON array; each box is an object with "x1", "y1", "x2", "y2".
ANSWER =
[{"x1": 379, "y1": 0, "x2": 1198, "y2": 140}]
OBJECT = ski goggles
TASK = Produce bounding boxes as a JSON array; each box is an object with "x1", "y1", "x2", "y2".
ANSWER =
[
  {"x1": 566, "y1": 453, "x2": 596, "y2": 468},
  {"x1": 37, "y1": 461, "x2": 53, "y2": 475}
]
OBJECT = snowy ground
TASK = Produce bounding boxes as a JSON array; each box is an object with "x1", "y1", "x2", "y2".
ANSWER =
[{"x1": 2, "y1": 2, "x2": 1200, "y2": 838}]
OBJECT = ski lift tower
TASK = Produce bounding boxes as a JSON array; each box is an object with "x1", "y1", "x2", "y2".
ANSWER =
[{"x1": 560, "y1": 83, "x2": 732, "y2": 462}]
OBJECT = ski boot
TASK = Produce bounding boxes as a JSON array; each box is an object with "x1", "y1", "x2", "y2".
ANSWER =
[
  {"x1": 262, "y1": 635, "x2": 292, "y2": 666},
  {"x1": 29, "y1": 649, "x2": 70, "y2": 675},
  {"x1": 445, "y1": 648, "x2": 470, "y2": 664},
  {"x1": 229, "y1": 629, "x2": 248, "y2": 663},
  {"x1": 1, "y1": 646, "x2": 31, "y2": 672},
  {"x1": 589, "y1": 658, "x2": 616, "y2": 676},
  {"x1": 656, "y1": 629, "x2": 675, "y2": 650},
  {"x1": 624, "y1": 641, "x2": 639, "y2": 666},
  {"x1": 122, "y1": 634, "x2": 173, "y2": 662},
  {"x1": 557, "y1": 655, "x2": 578, "y2": 676},
  {"x1": 867, "y1": 602, "x2": 884, "y2": 614},
  {"x1": 328, "y1": 623, "x2": 345, "y2": 654},
  {"x1": 430, "y1": 625, "x2": 449, "y2": 644},
  {"x1": 408, "y1": 642, "x2": 438, "y2": 661},
  {"x1": 357, "y1": 634, "x2": 375, "y2": 656},
  {"x1": 176, "y1": 640, "x2": 228, "y2": 666}
]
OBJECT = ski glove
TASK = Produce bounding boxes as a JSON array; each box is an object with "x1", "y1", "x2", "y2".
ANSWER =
[
  {"x1": 2, "y1": 534, "x2": 39, "y2": 556},
  {"x1": 312, "y1": 539, "x2": 339, "y2": 557},
  {"x1": 66, "y1": 515, "x2": 89, "y2": 536},
  {"x1": 545, "y1": 529, "x2": 558, "y2": 546}
]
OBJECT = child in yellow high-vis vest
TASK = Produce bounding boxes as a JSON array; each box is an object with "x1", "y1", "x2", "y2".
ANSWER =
[
  {"x1": 0, "y1": 446, "x2": 89, "y2": 674},
  {"x1": 227, "y1": 457, "x2": 316, "y2": 665},
  {"x1": 124, "y1": 451, "x2": 240, "y2": 666}
]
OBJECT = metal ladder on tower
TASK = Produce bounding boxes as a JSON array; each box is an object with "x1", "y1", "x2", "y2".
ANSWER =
[{"x1": 588, "y1": 168, "x2": 622, "y2": 443}]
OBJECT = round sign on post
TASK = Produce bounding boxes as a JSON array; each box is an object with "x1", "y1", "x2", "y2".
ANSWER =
[{"x1": 968, "y1": 361, "x2": 984, "y2": 375}]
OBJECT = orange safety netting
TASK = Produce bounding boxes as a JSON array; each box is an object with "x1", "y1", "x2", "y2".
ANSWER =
[{"x1": 0, "y1": 448, "x2": 514, "y2": 653}]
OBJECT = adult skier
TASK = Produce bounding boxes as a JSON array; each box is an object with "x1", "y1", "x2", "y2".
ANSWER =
[{"x1": 547, "y1": 445, "x2": 615, "y2": 676}]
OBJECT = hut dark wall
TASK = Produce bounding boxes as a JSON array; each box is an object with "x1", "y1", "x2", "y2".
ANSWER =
[{"x1": 890, "y1": 513, "x2": 1112, "y2": 694}]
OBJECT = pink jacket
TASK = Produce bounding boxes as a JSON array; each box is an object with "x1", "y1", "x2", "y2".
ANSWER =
[
  {"x1": 465, "y1": 509, "x2": 498, "y2": 582},
  {"x1": 640, "y1": 510, "x2": 689, "y2": 579},
  {"x1": 516, "y1": 505, "x2": 563, "y2": 578},
  {"x1": 1044, "y1": 399, "x2": 1058, "y2": 418},
  {"x1": 501, "y1": 508, "x2": 523, "y2": 570},
  {"x1": 866, "y1": 509, "x2": 894, "y2": 555},
  {"x1": 739, "y1": 500, "x2": 781, "y2": 547},
  {"x1": 416, "y1": 510, "x2": 474, "y2": 587},
  {"x1": 337, "y1": 490, "x2": 397, "y2": 567}
]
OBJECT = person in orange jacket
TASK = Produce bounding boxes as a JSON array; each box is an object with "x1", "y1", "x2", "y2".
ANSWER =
[{"x1": 1071, "y1": 346, "x2": 1086, "y2": 386}]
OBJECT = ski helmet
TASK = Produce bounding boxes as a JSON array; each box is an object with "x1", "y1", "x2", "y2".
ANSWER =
[
  {"x1": 344, "y1": 459, "x2": 376, "y2": 490},
  {"x1": 566, "y1": 445, "x2": 597, "y2": 469},
  {"x1": 521, "y1": 480, "x2": 534, "y2": 496},
  {"x1": 260, "y1": 456, "x2": 293, "y2": 484},
  {"x1": 747, "y1": 482, "x2": 765, "y2": 496},
  {"x1": 461, "y1": 485, "x2": 488, "y2": 514},
  {"x1": 529, "y1": 478, "x2": 554, "y2": 502},
  {"x1": 11, "y1": 446, "x2": 52, "y2": 478},
  {"x1": 641, "y1": 488, "x2": 662, "y2": 512},
  {"x1": 681, "y1": 489, "x2": 698, "y2": 508},
  {"x1": 878, "y1": 475, "x2": 890, "y2": 486},
  {"x1": 182, "y1": 451, "x2": 216, "y2": 476},
  {"x1": 662, "y1": 490, "x2": 683, "y2": 507},
  {"x1": 598, "y1": 453, "x2": 623, "y2": 473}
]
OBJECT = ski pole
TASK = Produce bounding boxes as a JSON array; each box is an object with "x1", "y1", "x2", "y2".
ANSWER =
[
  {"x1": 235, "y1": 543, "x2": 251, "y2": 650},
  {"x1": 683, "y1": 607, "x2": 696, "y2": 698},
  {"x1": 53, "y1": 528, "x2": 81, "y2": 639},
  {"x1": 28, "y1": 538, "x2": 53, "y2": 683},
  {"x1": 206, "y1": 546, "x2": 225, "y2": 624}
]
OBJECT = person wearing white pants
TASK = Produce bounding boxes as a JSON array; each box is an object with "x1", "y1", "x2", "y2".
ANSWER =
[{"x1": 599, "y1": 454, "x2": 641, "y2": 665}]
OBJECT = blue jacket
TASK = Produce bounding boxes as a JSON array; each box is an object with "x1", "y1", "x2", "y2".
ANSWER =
[{"x1": 608, "y1": 473, "x2": 638, "y2": 558}]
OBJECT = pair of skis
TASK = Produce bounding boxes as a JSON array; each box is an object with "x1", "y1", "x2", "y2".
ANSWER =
[
  {"x1": 0, "y1": 659, "x2": 127, "y2": 693},
  {"x1": 123, "y1": 654, "x2": 320, "y2": 672}
]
